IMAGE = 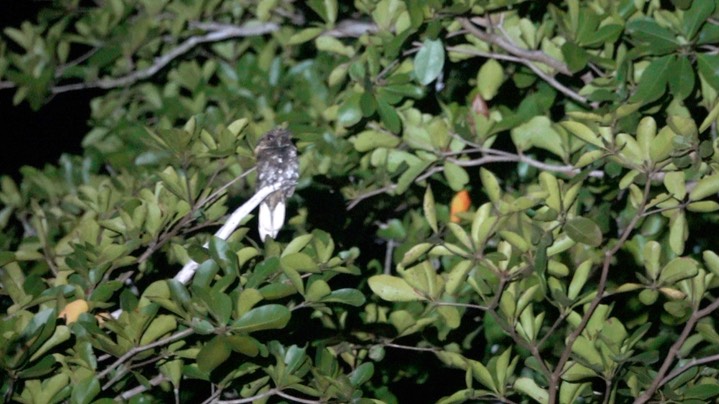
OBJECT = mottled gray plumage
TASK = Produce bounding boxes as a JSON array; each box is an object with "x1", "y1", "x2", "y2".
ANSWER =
[{"x1": 255, "y1": 128, "x2": 299, "y2": 241}]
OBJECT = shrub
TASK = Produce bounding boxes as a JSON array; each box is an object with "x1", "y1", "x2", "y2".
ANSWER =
[{"x1": 1, "y1": 1, "x2": 719, "y2": 402}]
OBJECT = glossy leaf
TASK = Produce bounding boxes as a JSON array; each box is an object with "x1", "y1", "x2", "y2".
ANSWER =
[{"x1": 414, "y1": 39, "x2": 445, "y2": 85}]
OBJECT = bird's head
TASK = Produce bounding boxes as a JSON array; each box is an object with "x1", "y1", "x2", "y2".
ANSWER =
[{"x1": 255, "y1": 128, "x2": 293, "y2": 153}]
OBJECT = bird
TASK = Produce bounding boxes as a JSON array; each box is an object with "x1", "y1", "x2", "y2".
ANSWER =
[{"x1": 254, "y1": 128, "x2": 299, "y2": 241}]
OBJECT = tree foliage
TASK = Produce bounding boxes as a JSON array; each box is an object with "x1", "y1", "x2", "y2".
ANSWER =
[{"x1": 2, "y1": 0, "x2": 719, "y2": 402}]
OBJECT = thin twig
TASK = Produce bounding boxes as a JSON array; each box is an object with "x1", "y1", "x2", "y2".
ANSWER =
[
  {"x1": 51, "y1": 22, "x2": 280, "y2": 94},
  {"x1": 346, "y1": 183, "x2": 397, "y2": 210},
  {"x1": 457, "y1": 18, "x2": 594, "y2": 107},
  {"x1": 459, "y1": 17, "x2": 571, "y2": 75},
  {"x1": 98, "y1": 328, "x2": 195, "y2": 381},
  {"x1": 635, "y1": 298, "x2": 719, "y2": 403},
  {"x1": 216, "y1": 388, "x2": 321, "y2": 404},
  {"x1": 0, "y1": 19, "x2": 382, "y2": 94},
  {"x1": 384, "y1": 239, "x2": 396, "y2": 274},
  {"x1": 383, "y1": 342, "x2": 441, "y2": 352},
  {"x1": 547, "y1": 178, "x2": 653, "y2": 403},
  {"x1": 117, "y1": 373, "x2": 168, "y2": 400},
  {"x1": 136, "y1": 167, "x2": 255, "y2": 265},
  {"x1": 658, "y1": 352, "x2": 719, "y2": 389}
]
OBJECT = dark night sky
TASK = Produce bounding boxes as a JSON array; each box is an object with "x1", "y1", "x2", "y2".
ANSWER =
[{"x1": 1, "y1": 2, "x2": 91, "y2": 177}]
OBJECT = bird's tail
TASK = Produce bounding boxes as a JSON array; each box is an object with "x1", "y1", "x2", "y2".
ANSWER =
[{"x1": 258, "y1": 200, "x2": 286, "y2": 241}]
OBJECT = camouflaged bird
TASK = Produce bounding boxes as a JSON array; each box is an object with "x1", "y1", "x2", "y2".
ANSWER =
[{"x1": 254, "y1": 128, "x2": 299, "y2": 241}]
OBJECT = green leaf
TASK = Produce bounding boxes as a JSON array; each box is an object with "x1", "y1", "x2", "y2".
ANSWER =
[
  {"x1": 689, "y1": 172, "x2": 719, "y2": 201},
  {"x1": 565, "y1": 217, "x2": 603, "y2": 247},
  {"x1": 368, "y1": 274, "x2": 425, "y2": 301},
  {"x1": 414, "y1": 39, "x2": 445, "y2": 85},
  {"x1": 280, "y1": 252, "x2": 319, "y2": 273},
  {"x1": 70, "y1": 376, "x2": 100, "y2": 404},
  {"x1": 209, "y1": 236, "x2": 238, "y2": 274},
  {"x1": 626, "y1": 18, "x2": 680, "y2": 54},
  {"x1": 140, "y1": 315, "x2": 178, "y2": 345},
  {"x1": 306, "y1": 279, "x2": 331, "y2": 301},
  {"x1": 511, "y1": 116, "x2": 565, "y2": 158},
  {"x1": 476, "y1": 59, "x2": 504, "y2": 100},
  {"x1": 351, "y1": 130, "x2": 400, "y2": 152},
  {"x1": 232, "y1": 304, "x2": 291, "y2": 333},
  {"x1": 682, "y1": 0, "x2": 715, "y2": 39},
  {"x1": 659, "y1": 257, "x2": 698, "y2": 284},
  {"x1": 561, "y1": 121, "x2": 603, "y2": 147},
  {"x1": 669, "y1": 212, "x2": 687, "y2": 255},
  {"x1": 197, "y1": 335, "x2": 231, "y2": 373},
  {"x1": 697, "y1": 54, "x2": 719, "y2": 92},
  {"x1": 514, "y1": 377, "x2": 548, "y2": 403},
  {"x1": 282, "y1": 234, "x2": 313, "y2": 256},
  {"x1": 443, "y1": 162, "x2": 469, "y2": 191},
  {"x1": 320, "y1": 288, "x2": 366, "y2": 306},
  {"x1": 349, "y1": 362, "x2": 374, "y2": 387},
  {"x1": 581, "y1": 24, "x2": 623, "y2": 47},
  {"x1": 668, "y1": 56, "x2": 695, "y2": 100},
  {"x1": 630, "y1": 55, "x2": 672, "y2": 104},
  {"x1": 561, "y1": 41, "x2": 588, "y2": 73},
  {"x1": 315, "y1": 36, "x2": 355, "y2": 57},
  {"x1": 338, "y1": 91, "x2": 363, "y2": 127},
  {"x1": 377, "y1": 96, "x2": 402, "y2": 133},
  {"x1": 288, "y1": 27, "x2": 324, "y2": 45},
  {"x1": 423, "y1": 186, "x2": 438, "y2": 233},
  {"x1": 226, "y1": 335, "x2": 260, "y2": 357},
  {"x1": 307, "y1": 0, "x2": 338, "y2": 24}
]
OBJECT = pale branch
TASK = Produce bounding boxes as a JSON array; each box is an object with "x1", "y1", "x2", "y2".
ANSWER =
[
  {"x1": 460, "y1": 17, "x2": 571, "y2": 76},
  {"x1": 275, "y1": 391, "x2": 322, "y2": 404},
  {"x1": 51, "y1": 22, "x2": 280, "y2": 94},
  {"x1": 347, "y1": 145, "x2": 603, "y2": 210},
  {"x1": 658, "y1": 352, "x2": 719, "y2": 389},
  {"x1": 383, "y1": 342, "x2": 441, "y2": 353},
  {"x1": 215, "y1": 388, "x2": 319, "y2": 404},
  {"x1": 346, "y1": 183, "x2": 397, "y2": 210},
  {"x1": 0, "y1": 19, "x2": 378, "y2": 94},
  {"x1": 457, "y1": 18, "x2": 594, "y2": 107},
  {"x1": 110, "y1": 169, "x2": 266, "y2": 319},
  {"x1": 172, "y1": 182, "x2": 281, "y2": 284},
  {"x1": 319, "y1": 19, "x2": 378, "y2": 37},
  {"x1": 416, "y1": 149, "x2": 605, "y2": 183},
  {"x1": 636, "y1": 297, "x2": 719, "y2": 404},
  {"x1": 117, "y1": 373, "x2": 168, "y2": 401}
]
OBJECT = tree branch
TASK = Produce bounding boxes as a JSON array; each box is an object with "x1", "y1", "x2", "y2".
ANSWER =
[
  {"x1": 98, "y1": 327, "x2": 195, "y2": 381},
  {"x1": 635, "y1": 298, "x2": 719, "y2": 403},
  {"x1": 547, "y1": 178, "x2": 653, "y2": 403},
  {"x1": 457, "y1": 18, "x2": 595, "y2": 107},
  {"x1": 0, "y1": 19, "x2": 379, "y2": 94},
  {"x1": 52, "y1": 22, "x2": 280, "y2": 94},
  {"x1": 459, "y1": 17, "x2": 571, "y2": 75},
  {"x1": 171, "y1": 182, "x2": 281, "y2": 285}
]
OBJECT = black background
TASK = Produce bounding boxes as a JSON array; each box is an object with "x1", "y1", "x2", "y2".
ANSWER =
[{"x1": 1, "y1": 1, "x2": 92, "y2": 177}]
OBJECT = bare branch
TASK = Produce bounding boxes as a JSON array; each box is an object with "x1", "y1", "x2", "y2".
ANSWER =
[
  {"x1": 636, "y1": 298, "x2": 719, "y2": 403},
  {"x1": 457, "y1": 18, "x2": 595, "y2": 107},
  {"x1": 0, "y1": 19, "x2": 379, "y2": 95},
  {"x1": 346, "y1": 183, "x2": 397, "y2": 210},
  {"x1": 51, "y1": 22, "x2": 279, "y2": 94},
  {"x1": 548, "y1": 178, "x2": 654, "y2": 402},
  {"x1": 117, "y1": 373, "x2": 168, "y2": 401},
  {"x1": 459, "y1": 17, "x2": 571, "y2": 75},
  {"x1": 171, "y1": 182, "x2": 281, "y2": 285},
  {"x1": 658, "y1": 352, "x2": 719, "y2": 389}
]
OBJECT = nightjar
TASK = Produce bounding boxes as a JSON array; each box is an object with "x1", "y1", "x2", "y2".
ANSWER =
[{"x1": 254, "y1": 128, "x2": 299, "y2": 241}]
